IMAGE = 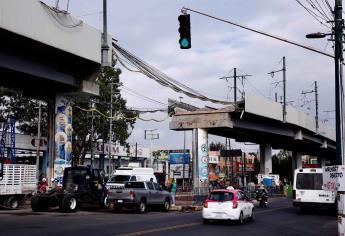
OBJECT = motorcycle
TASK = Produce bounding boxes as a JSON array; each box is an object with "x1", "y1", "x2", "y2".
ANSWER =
[{"x1": 256, "y1": 189, "x2": 268, "y2": 207}]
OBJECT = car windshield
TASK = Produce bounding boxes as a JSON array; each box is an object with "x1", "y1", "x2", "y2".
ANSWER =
[
  {"x1": 208, "y1": 191, "x2": 234, "y2": 201},
  {"x1": 108, "y1": 175, "x2": 131, "y2": 183}
]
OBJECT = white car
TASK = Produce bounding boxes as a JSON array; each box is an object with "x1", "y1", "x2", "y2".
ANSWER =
[{"x1": 202, "y1": 189, "x2": 254, "y2": 224}]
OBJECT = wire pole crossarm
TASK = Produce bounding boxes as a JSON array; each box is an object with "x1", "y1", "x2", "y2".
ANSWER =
[{"x1": 181, "y1": 7, "x2": 334, "y2": 59}]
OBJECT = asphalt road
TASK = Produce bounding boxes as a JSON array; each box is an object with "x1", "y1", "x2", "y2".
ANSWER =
[{"x1": 0, "y1": 197, "x2": 337, "y2": 236}]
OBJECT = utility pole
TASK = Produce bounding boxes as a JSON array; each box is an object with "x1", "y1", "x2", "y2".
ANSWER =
[
  {"x1": 283, "y1": 56, "x2": 286, "y2": 123},
  {"x1": 102, "y1": 0, "x2": 110, "y2": 67},
  {"x1": 35, "y1": 101, "x2": 42, "y2": 190},
  {"x1": 90, "y1": 99, "x2": 95, "y2": 168},
  {"x1": 334, "y1": 0, "x2": 344, "y2": 165},
  {"x1": 144, "y1": 129, "x2": 159, "y2": 168},
  {"x1": 301, "y1": 81, "x2": 319, "y2": 132},
  {"x1": 334, "y1": 1, "x2": 344, "y2": 235},
  {"x1": 108, "y1": 82, "x2": 113, "y2": 176},
  {"x1": 219, "y1": 68, "x2": 251, "y2": 103},
  {"x1": 268, "y1": 56, "x2": 287, "y2": 122}
]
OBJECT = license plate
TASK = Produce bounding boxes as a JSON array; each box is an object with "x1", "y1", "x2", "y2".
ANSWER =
[
  {"x1": 214, "y1": 213, "x2": 222, "y2": 218},
  {"x1": 117, "y1": 200, "x2": 123, "y2": 203}
]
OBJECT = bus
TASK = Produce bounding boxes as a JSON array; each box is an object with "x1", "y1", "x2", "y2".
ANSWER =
[{"x1": 293, "y1": 168, "x2": 336, "y2": 212}]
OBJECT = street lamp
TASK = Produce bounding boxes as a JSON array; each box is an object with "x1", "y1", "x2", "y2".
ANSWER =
[
  {"x1": 305, "y1": 32, "x2": 331, "y2": 39},
  {"x1": 306, "y1": 26, "x2": 344, "y2": 166}
]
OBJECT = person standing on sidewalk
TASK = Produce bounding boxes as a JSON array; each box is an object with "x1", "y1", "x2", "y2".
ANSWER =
[{"x1": 170, "y1": 179, "x2": 177, "y2": 206}]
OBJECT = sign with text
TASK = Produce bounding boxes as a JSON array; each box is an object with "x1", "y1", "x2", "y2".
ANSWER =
[{"x1": 322, "y1": 165, "x2": 345, "y2": 191}]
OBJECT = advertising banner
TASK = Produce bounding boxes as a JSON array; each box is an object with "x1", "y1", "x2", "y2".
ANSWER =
[
  {"x1": 170, "y1": 164, "x2": 189, "y2": 179},
  {"x1": 323, "y1": 165, "x2": 345, "y2": 191},
  {"x1": 169, "y1": 153, "x2": 190, "y2": 164},
  {"x1": 54, "y1": 96, "x2": 72, "y2": 183},
  {"x1": 197, "y1": 129, "x2": 208, "y2": 181}
]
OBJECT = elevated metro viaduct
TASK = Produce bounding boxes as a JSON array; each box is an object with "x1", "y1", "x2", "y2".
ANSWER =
[
  {"x1": 0, "y1": 0, "x2": 110, "y2": 183},
  {"x1": 170, "y1": 94, "x2": 336, "y2": 181}
]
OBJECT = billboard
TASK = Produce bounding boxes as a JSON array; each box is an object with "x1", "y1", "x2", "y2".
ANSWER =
[
  {"x1": 54, "y1": 96, "x2": 72, "y2": 183},
  {"x1": 169, "y1": 153, "x2": 190, "y2": 164}
]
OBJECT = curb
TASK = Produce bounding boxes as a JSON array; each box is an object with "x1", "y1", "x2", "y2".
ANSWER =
[{"x1": 170, "y1": 205, "x2": 203, "y2": 212}]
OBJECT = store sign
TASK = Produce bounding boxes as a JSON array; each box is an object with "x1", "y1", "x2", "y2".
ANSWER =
[
  {"x1": 323, "y1": 165, "x2": 345, "y2": 191},
  {"x1": 208, "y1": 156, "x2": 219, "y2": 164}
]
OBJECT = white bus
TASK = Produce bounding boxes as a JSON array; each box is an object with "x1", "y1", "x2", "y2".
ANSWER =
[{"x1": 293, "y1": 168, "x2": 336, "y2": 212}]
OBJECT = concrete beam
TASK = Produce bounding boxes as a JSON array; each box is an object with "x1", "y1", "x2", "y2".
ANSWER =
[{"x1": 170, "y1": 112, "x2": 233, "y2": 130}]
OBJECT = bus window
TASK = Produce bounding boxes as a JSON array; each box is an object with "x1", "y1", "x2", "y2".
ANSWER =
[{"x1": 296, "y1": 173, "x2": 322, "y2": 190}]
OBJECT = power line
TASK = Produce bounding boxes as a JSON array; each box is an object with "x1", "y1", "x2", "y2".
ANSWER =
[
  {"x1": 113, "y1": 42, "x2": 231, "y2": 105},
  {"x1": 295, "y1": 0, "x2": 332, "y2": 29},
  {"x1": 121, "y1": 85, "x2": 167, "y2": 106}
]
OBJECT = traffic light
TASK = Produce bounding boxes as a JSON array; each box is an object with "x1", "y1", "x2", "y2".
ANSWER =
[{"x1": 178, "y1": 14, "x2": 191, "y2": 49}]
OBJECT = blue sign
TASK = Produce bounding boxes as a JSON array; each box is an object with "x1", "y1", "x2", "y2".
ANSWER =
[{"x1": 169, "y1": 153, "x2": 190, "y2": 164}]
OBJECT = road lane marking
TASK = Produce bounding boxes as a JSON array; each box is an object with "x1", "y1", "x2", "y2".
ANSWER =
[
  {"x1": 116, "y1": 222, "x2": 200, "y2": 236},
  {"x1": 117, "y1": 205, "x2": 293, "y2": 236},
  {"x1": 255, "y1": 206, "x2": 293, "y2": 214}
]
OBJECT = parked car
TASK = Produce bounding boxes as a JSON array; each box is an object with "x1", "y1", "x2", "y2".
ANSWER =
[
  {"x1": 202, "y1": 189, "x2": 254, "y2": 224},
  {"x1": 107, "y1": 181, "x2": 171, "y2": 213}
]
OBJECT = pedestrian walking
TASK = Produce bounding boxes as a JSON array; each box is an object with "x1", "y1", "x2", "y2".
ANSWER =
[{"x1": 170, "y1": 179, "x2": 177, "y2": 206}]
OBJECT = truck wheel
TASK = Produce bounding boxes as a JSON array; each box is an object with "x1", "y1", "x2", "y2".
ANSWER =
[
  {"x1": 61, "y1": 195, "x2": 77, "y2": 213},
  {"x1": 100, "y1": 196, "x2": 110, "y2": 209},
  {"x1": 162, "y1": 198, "x2": 170, "y2": 212},
  {"x1": 31, "y1": 195, "x2": 46, "y2": 212},
  {"x1": 137, "y1": 199, "x2": 146, "y2": 213},
  {"x1": 6, "y1": 196, "x2": 19, "y2": 209}
]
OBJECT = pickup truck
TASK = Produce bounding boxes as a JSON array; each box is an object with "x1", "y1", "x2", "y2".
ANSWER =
[{"x1": 107, "y1": 181, "x2": 171, "y2": 213}]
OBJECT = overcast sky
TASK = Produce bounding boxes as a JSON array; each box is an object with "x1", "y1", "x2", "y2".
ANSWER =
[{"x1": 44, "y1": 0, "x2": 336, "y2": 153}]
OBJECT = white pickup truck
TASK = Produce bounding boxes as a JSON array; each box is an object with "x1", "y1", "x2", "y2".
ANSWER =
[{"x1": 0, "y1": 164, "x2": 36, "y2": 209}]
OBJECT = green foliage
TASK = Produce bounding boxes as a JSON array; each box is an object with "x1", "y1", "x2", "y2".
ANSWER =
[
  {"x1": 272, "y1": 150, "x2": 292, "y2": 180},
  {"x1": 209, "y1": 142, "x2": 225, "y2": 151},
  {"x1": 0, "y1": 88, "x2": 48, "y2": 136},
  {"x1": 72, "y1": 67, "x2": 137, "y2": 164}
]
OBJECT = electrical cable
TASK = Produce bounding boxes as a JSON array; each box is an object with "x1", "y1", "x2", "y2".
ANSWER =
[
  {"x1": 112, "y1": 42, "x2": 232, "y2": 105},
  {"x1": 122, "y1": 85, "x2": 167, "y2": 106},
  {"x1": 40, "y1": 1, "x2": 83, "y2": 28},
  {"x1": 295, "y1": 0, "x2": 332, "y2": 29}
]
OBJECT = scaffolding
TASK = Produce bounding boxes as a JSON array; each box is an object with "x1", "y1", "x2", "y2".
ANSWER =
[{"x1": 0, "y1": 118, "x2": 16, "y2": 163}]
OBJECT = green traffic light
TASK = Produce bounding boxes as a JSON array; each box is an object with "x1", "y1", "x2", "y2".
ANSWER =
[{"x1": 180, "y1": 38, "x2": 190, "y2": 48}]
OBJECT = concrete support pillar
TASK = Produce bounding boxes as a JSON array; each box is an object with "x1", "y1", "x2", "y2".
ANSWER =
[
  {"x1": 292, "y1": 151, "x2": 303, "y2": 170},
  {"x1": 47, "y1": 98, "x2": 55, "y2": 186},
  {"x1": 259, "y1": 143, "x2": 272, "y2": 174},
  {"x1": 192, "y1": 128, "x2": 209, "y2": 201}
]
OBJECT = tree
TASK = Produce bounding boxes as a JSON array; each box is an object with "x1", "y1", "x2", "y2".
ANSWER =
[
  {"x1": 209, "y1": 142, "x2": 225, "y2": 151},
  {"x1": 272, "y1": 150, "x2": 292, "y2": 182},
  {"x1": 0, "y1": 87, "x2": 48, "y2": 136},
  {"x1": 72, "y1": 67, "x2": 137, "y2": 165}
]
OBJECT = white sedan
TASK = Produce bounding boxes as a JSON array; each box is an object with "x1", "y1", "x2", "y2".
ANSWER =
[{"x1": 202, "y1": 189, "x2": 254, "y2": 224}]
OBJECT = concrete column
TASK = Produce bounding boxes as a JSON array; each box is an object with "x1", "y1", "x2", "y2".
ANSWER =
[
  {"x1": 292, "y1": 151, "x2": 302, "y2": 170},
  {"x1": 259, "y1": 143, "x2": 272, "y2": 174},
  {"x1": 46, "y1": 98, "x2": 55, "y2": 186},
  {"x1": 192, "y1": 129, "x2": 198, "y2": 190}
]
